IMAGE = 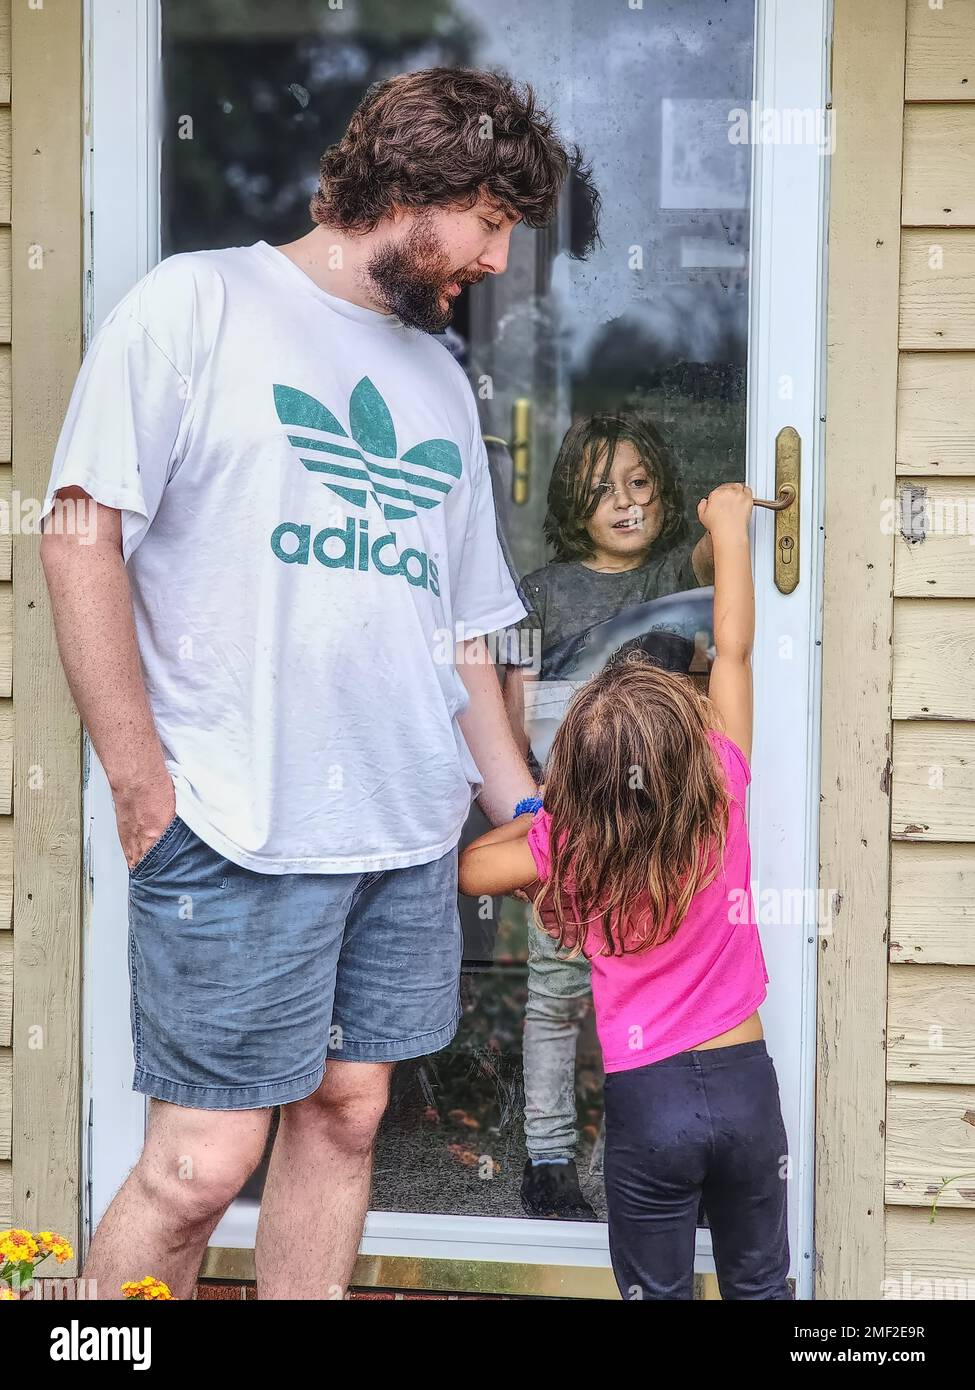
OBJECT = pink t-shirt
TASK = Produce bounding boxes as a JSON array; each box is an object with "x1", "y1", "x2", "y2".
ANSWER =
[{"x1": 526, "y1": 729, "x2": 768, "y2": 1072}]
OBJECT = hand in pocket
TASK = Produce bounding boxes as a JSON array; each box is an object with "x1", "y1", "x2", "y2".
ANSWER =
[{"x1": 116, "y1": 779, "x2": 178, "y2": 870}]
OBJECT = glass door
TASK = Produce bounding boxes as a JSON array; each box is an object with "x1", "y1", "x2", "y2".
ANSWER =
[{"x1": 86, "y1": 0, "x2": 829, "y2": 1297}]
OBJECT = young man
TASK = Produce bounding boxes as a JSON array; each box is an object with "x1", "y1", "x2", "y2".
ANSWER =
[{"x1": 40, "y1": 67, "x2": 569, "y2": 1299}]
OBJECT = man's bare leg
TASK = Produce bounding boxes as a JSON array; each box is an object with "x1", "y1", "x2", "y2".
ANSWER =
[
  {"x1": 81, "y1": 1098, "x2": 272, "y2": 1300},
  {"x1": 255, "y1": 1060, "x2": 392, "y2": 1300}
]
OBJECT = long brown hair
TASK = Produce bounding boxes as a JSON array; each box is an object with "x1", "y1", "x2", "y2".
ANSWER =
[
  {"x1": 543, "y1": 412, "x2": 689, "y2": 563},
  {"x1": 534, "y1": 652, "x2": 732, "y2": 957}
]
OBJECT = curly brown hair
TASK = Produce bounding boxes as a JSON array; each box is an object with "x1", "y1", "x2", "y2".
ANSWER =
[
  {"x1": 533, "y1": 653, "x2": 731, "y2": 957},
  {"x1": 543, "y1": 412, "x2": 690, "y2": 562},
  {"x1": 310, "y1": 66, "x2": 571, "y2": 233}
]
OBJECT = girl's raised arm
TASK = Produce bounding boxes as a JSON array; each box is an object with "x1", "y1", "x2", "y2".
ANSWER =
[{"x1": 697, "y1": 483, "x2": 755, "y2": 762}]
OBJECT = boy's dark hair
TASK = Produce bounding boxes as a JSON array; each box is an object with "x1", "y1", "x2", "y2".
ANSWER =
[
  {"x1": 543, "y1": 413, "x2": 689, "y2": 563},
  {"x1": 311, "y1": 66, "x2": 576, "y2": 235}
]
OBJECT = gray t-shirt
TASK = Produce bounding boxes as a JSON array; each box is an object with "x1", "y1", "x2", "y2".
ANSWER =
[{"x1": 504, "y1": 537, "x2": 699, "y2": 678}]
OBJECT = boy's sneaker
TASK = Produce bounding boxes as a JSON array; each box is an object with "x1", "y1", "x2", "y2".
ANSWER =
[{"x1": 520, "y1": 1158, "x2": 597, "y2": 1221}]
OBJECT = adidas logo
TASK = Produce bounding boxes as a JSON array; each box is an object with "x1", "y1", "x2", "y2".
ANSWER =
[
  {"x1": 269, "y1": 377, "x2": 458, "y2": 593},
  {"x1": 270, "y1": 515, "x2": 441, "y2": 595},
  {"x1": 273, "y1": 377, "x2": 462, "y2": 522}
]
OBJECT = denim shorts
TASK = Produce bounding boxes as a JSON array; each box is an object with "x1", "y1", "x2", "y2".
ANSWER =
[{"x1": 127, "y1": 814, "x2": 463, "y2": 1110}]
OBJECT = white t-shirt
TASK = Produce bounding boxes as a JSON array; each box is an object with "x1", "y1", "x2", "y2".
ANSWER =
[{"x1": 41, "y1": 240, "x2": 527, "y2": 873}]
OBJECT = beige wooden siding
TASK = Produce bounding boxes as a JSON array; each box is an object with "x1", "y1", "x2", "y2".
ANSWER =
[
  {"x1": 0, "y1": 0, "x2": 10, "y2": 1229},
  {"x1": 8, "y1": 0, "x2": 84, "y2": 1262},
  {"x1": 887, "y1": 0, "x2": 975, "y2": 1292},
  {"x1": 816, "y1": 0, "x2": 906, "y2": 1300}
]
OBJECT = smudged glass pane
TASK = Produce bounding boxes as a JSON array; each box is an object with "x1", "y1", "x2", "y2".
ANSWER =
[{"x1": 162, "y1": 0, "x2": 753, "y2": 1226}]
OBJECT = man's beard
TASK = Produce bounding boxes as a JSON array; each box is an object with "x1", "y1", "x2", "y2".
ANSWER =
[{"x1": 364, "y1": 216, "x2": 480, "y2": 333}]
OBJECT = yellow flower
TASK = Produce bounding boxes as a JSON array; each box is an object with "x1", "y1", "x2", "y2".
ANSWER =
[
  {"x1": 0, "y1": 1286, "x2": 18, "y2": 1299},
  {"x1": 35, "y1": 1232, "x2": 74, "y2": 1264},
  {"x1": 122, "y1": 1276, "x2": 174, "y2": 1300},
  {"x1": 0, "y1": 1229, "x2": 39, "y2": 1264}
]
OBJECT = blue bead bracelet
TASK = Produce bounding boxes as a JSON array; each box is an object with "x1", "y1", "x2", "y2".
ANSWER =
[{"x1": 514, "y1": 795, "x2": 544, "y2": 817}]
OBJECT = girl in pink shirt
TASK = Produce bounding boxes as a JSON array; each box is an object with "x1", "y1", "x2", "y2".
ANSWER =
[{"x1": 459, "y1": 482, "x2": 791, "y2": 1300}]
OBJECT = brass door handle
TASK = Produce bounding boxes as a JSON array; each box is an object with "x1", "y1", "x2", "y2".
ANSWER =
[
  {"x1": 766, "y1": 426, "x2": 800, "y2": 594},
  {"x1": 753, "y1": 485, "x2": 796, "y2": 511},
  {"x1": 511, "y1": 398, "x2": 531, "y2": 505},
  {"x1": 482, "y1": 399, "x2": 532, "y2": 505}
]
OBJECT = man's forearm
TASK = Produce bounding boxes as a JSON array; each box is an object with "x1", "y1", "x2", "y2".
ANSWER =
[
  {"x1": 500, "y1": 665, "x2": 533, "y2": 758},
  {"x1": 41, "y1": 523, "x2": 169, "y2": 800},
  {"x1": 456, "y1": 635, "x2": 538, "y2": 826}
]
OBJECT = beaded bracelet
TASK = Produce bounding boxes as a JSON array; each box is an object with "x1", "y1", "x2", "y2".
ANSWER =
[{"x1": 514, "y1": 795, "x2": 544, "y2": 817}]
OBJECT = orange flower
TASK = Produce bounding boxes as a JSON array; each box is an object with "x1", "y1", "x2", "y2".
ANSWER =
[
  {"x1": 35, "y1": 1232, "x2": 74, "y2": 1264},
  {"x1": 122, "y1": 1276, "x2": 175, "y2": 1300},
  {"x1": 0, "y1": 1229, "x2": 39, "y2": 1264}
]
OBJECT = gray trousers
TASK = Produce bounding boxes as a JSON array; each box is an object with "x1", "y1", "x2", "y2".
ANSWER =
[{"x1": 523, "y1": 925, "x2": 594, "y2": 1160}]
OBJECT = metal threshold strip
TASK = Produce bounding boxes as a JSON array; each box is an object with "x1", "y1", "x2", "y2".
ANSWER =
[{"x1": 201, "y1": 1246, "x2": 730, "y2": 1299}]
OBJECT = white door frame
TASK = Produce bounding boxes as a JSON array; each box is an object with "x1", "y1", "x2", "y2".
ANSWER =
[{"x1": 83, "y1": 0, "x2": 830, "y2": 1296}]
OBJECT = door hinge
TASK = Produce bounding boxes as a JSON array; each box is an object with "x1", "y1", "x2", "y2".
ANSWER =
[
  {"x1": 84, "y1": 812, "x2": 94, "y2": 890},
  {"x1": 83, "y1": 1097, "x2": 93, "y2": 1255},
  {"x1": 826, "y1": 42, "x2": 833, "y2": 112}
]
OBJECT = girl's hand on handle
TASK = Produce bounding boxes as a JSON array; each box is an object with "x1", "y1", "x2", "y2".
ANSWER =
[{"x1": 697, "y1": 482, "x2": 754, "y2": 538}]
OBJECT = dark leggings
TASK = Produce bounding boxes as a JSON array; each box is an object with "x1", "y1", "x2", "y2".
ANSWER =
[{"x1": 603, "y1": 1039, "x2": 793, "y2": 1300}]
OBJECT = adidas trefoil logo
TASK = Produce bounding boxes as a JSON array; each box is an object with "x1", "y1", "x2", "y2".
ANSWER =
[
  {"x1": 269, "y1": 378, "x2": 458, "y2": 595},
  {"x1": 273, "y1": 377, "x2": 462, "y2": 521}
]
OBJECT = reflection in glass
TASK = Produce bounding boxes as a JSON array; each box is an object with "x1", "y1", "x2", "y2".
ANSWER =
[{"x1": 162, "y1": 0, "x2": 753, "y2": 1225}]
